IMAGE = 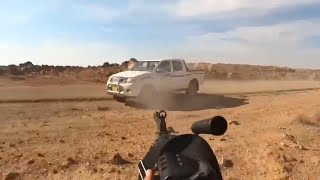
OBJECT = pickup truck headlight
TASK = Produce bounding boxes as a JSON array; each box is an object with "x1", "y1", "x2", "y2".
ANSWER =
[{"x1": 125, "y1": 77, "x2": 135, "y2": 83}]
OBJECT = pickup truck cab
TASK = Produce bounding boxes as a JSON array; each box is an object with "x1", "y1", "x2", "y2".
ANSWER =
[{"x1": 106, "y1": 59, "x2": 204, "y2": 102}]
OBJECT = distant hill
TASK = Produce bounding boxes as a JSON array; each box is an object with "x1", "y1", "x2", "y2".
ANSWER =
[{"x1": 187, "y1": 63, "x2": 320, "y2": 80}]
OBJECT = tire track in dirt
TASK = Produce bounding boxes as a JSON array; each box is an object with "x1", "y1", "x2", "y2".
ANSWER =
[
  {"x1": 218, "y1": 87, "x2": 320, "y2": 97},
  {"x1": 0, "y1": 87, "x2": 319, "y2": 104},
  {"x1": 0, "y1": 97, "x2": 113, "y2": 104}
]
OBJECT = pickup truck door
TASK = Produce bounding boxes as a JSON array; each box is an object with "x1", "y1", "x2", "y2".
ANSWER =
[
  {"x1": 170, "y1": 60, "x2": 188, "y2": 90},
  {"x1": 154, "y1": 60, "x2": 173, "y2": 92}
]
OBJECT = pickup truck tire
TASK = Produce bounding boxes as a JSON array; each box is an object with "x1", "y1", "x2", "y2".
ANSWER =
[
  {"x1": 113, "y1": 96, "x2": 126, "y2": 103},
  {"x1": 186, "y1": 79, "x2": 199, "y2": 96}
]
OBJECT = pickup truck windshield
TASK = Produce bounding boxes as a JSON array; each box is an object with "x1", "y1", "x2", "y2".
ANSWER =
[{"x1": 129, "y1": 61, "x2": 160, "y2": 71}]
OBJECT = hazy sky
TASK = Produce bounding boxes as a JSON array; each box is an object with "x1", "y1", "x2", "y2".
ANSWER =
[{"x1": 1, "y1": 0, "x2": 320, "y2": 68}]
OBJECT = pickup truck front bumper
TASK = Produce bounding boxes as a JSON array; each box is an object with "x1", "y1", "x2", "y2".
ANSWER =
[{"x1": 106, "y1": 83, "x2": 138, "y2": 98}]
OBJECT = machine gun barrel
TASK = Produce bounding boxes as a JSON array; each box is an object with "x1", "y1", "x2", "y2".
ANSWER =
[{"x1": 191, "y1": 116, "x2": 228, "y2": 136}]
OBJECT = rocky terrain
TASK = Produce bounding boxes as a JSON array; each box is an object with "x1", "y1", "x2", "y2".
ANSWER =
[
  {"x1": 1, "y1": 60, "x2": 319, "y2": 86},
  {"x1": 189, "y1": 63, "x2": 320, "y2": 81}
]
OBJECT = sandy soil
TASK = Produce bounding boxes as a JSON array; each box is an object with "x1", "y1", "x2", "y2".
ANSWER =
[{"x1": 0, "y1": 80, "x2": 320, "y2": 180}]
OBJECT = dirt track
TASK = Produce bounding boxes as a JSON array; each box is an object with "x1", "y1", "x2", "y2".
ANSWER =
[{"x1": 1, "y1": 80, "x2": 320, "y2": 180}]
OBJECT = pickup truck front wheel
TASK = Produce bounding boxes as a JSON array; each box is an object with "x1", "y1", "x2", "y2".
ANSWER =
[
  {"x1": 138, "y1": 85, "x2": 156, "y2": 105},
  {"x1": 186, "y1": 80, "x2": 198, "y2": 96},
  {"x1": 113, "y1": 96, "x2": 126, "y2": 103}
]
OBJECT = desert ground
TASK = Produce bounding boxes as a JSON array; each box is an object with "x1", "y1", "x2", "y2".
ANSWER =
[{"x1": 1, "y1": 79, "x2": 320, "y2": 180}]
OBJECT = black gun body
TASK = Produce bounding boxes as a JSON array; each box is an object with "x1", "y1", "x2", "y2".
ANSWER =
[
  {"x1": 139, "y1": 134, "x2": 223, "y2": 180},
  {"x1": 140, "y1": 134, "x2": 174, "y2": 171},
  {"x1": 138, "y1": 134, "x2": 172, "y2": 180},
  {"x1": 138, "y1": 110, "x2": 225, "y2": 180}
]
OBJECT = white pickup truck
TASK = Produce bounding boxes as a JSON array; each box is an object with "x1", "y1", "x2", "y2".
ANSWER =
[{"x1": 106, "y1": 59, "x2": 204, "y2": 102}]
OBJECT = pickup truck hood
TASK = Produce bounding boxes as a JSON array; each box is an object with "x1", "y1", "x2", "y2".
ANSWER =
[{"x1": 111, "y1": 70, "x2": 151, "y2": 78}]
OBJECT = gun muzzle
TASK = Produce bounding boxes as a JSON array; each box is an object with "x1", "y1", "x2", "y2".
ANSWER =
[{"x1": 191, "y1": 116, "x2": 228, "y2": 136}]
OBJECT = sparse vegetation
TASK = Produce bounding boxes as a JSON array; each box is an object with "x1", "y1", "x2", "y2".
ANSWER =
[
  {"x1": 0, "y1": 68, "x2": 5, "y2": 75},
  {"x1": 97, "y1": 106, "x2": 110, "y2": 111},
  {"x1": 102, "y1": 62, "x2": 111, "y2": 67},
  {"x1": 9, "y1": 75, "x2": 26, "y2": 81},
  {"x1": 294, "y1": 112, "x2": 320, "y2": 127},
  {"x1": 312, "y1": 112, "x2": 320, "y2": 125}
]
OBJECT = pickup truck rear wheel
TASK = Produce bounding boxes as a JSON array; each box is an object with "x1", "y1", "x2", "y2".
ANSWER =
[{"x1": 186, "y1": 80, "x2": 198, "y2": 96}]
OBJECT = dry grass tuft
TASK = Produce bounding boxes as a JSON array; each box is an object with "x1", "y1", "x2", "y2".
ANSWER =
[
  {"x1": 312, "y1": 111, "x2": 320, "y2": 125},
  {"x1": 294, "y1": 112, "x2": 320, "y2": 127},
  {"x1": 97, "y1": 106, "x2": 110, "y2": 111}
]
